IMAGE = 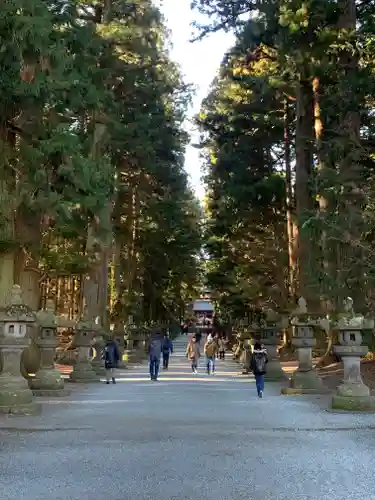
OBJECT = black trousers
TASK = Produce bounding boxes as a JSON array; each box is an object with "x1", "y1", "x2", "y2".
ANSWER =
[{"x1": 163, "y1": 352, "x2": 170, "y2": 369}]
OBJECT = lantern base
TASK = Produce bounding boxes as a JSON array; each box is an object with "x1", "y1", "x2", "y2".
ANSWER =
[
  {"x1": 0, "y1": 384, "x2": 39, "y2": 415},
  {"x1": 281, "y1": 369, "x2": 329, "y2": 395},
  {"x1": 332, "y1": 394, "x2": 375, "y2": 412},
  {"x1": 68, "y1": 362, "x2": 100, "y2": 383},
  {"x1": 29, "y1": 368, "x2": 66, "y2": 397},
  {"x1": 91, "y1": 361, "x2": 106, "y2": 376},
  {"x1": 125, "y1": 349, "x2": 138, "y2": 363},
  {"x1": 264, "y1": 360, "x2": 286, "y2": 381}
]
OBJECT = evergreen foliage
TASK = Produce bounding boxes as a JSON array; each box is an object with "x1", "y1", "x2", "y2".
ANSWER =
[
  {"x1": 195, "y1": 0, "x2": 375, "y2": 316},
  {"x1": 0, "y1": 0, "x2": 202, "y2": 325}
]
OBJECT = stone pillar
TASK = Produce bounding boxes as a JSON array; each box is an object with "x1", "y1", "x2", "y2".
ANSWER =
[
  {"x1": 113, "y1": 330, "x2": 126, "y2": 369},
  {"x1": 331, "y1": 298, "x2": 375, "y2": 411},
  {"x1": 281, "y1": 297, "x2": 326, "y2": 395},
  {"x1": 233, "y1": 338, "x2": 243, "y2": 362},
  {"x1": 125, "y1": 324, "x2": 140, "y2": 363},
  {"x1": 140, "y1": 328, "x2": 150, "y2": 360},
  {"x1": 91, "y1": 332, "x2": 106, "y2": 377},
  {"x1": 0, "y1": 285, "x2": 39, "y2": 414},
  {"x1": 238, "y1": 324, "x2": 257, "y2": 373},
  {"x1": 240, "y1": 344, "x2": 251, "y2": 373},
  {"x1": 69, "y1": 311, "x2": 100, "y2": 383},
  {"x1": 29, "y1": 299, "x2": 66, "y2": 396},
  {"x1": 260, "y1": 309, "x2": 287, "y2": 381}
]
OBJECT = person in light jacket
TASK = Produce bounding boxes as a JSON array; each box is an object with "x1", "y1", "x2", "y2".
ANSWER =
[
  {"x1": 204, "y1": 336, "x2": 218, "y2": 374},
  {"x1": 186, "y1": 336, "x2": 200, "y2": 374}
]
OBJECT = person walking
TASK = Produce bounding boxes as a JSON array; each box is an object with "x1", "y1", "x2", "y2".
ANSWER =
[
  {"x1": 186, "y1": 336, "x2": 200, "y2": 374},
  {"x1": 148, "y1": 334, "x2": 163, "y2": 381},
  {"x1": 204, "y1": 335, "x2": 218, "y2": 375},
  {"x1": 102, "y1": 337, "x2": 121, "y2": 384},
  {"x1": 162, "y1": 333, "x2": 173, "y2": 370},
  {"x1": 250, "y1": 342, "x2": 268, "y2": 398}
]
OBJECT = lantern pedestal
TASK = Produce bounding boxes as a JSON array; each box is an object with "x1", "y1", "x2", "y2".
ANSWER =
[
  {"x1": 69, "y1": 347, "x2": 99, "y2": 382},
  {"x1": 264, "y1": 344, "x2": 285, "y2": 381},
  {"x1": 69, "y1": 316, "x2": 100, "y2": 383},
  {"x1": 29, "y1": 339, "x2": 66, "y2": 397},
  {"x1": 113, "y1": 333, "x2": 126, "y2": 369},
  {"x1": 0, "y1": 341, "x2": 39, "y2": 414},
  {"x1": 91, "y1": 335, "x2": 106, "y2": 377},
  {"x1": 240, "y1": 345, "x2": 251, "y2": 374},
  {"x1": 331, "y1": 346, "x2": 375, "y2": 411},
  {"x1": 282, "y1": 339, "x2": 327, "y2": 394}
]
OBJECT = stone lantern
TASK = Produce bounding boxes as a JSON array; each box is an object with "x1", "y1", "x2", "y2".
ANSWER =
[
  {"x1": 69, "y1": 309, "x2": 100, "y2": 383},
  {"x1": 331, "y1": 298, "x2": 375, "y2": 411},
  {"x1": 125, "y1": 323, "x2": 138, "y2": 363},
  {"x1": 281, "y1": 297, "x2": 326, "y2": 395},
  {"x1": 259, "y1": 308, "x2": 287, "y2": 381},
  {"x1": 138, "y1": 326, "x2": 150, "y2": 360},
  {"x1": 112, "y1": 325, "x2": 126, "y2": 369},
  {"x1": 29, "y1": 299, "x2": 66, "y2": 396},
  {"x1": 239, "y1": 322, "x2": 259, "y2": 374},
  {"x1": 0, "y1": 284, "x2": 38, "y2": 414}
]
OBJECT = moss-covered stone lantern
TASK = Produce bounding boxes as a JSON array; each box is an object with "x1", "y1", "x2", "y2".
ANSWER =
[
  {"x1": 29, "y1": 299, "x2": 66, "y2": 396},
  {"x1": 331, "y1": 297, "x2": 375, "y2": 411},
  {"x1": 0, "y1": 285, "x2": 39, "y2": 414},
  {"x1": 281, "y1": 297, "x2": 327, "y2": 395},
  {"x1": 69, "y1": 308, "x2": 100, "y2": 383}
]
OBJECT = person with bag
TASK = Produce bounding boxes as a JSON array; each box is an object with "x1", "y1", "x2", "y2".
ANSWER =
[
  {"x1": 250, "y1": 342, "x2": 268, "y2": 398},
  {"x1": 102, "y1": 337, "x2": 121, "y2": 384},
  {"x1": 204, "y1": 336, "x2": 218, "y2": 375},
  {"x1": 186, "y1": 335, "x2": 200, "y2": 374},
  {"x1": 148, "y1": 334, "x2": 163, "y2": 381}
]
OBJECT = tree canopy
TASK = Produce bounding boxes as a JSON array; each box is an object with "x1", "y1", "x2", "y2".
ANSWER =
[
  {"x1": 0, "y1": 0, "x2": 203, "y2": 326},
  {"x1": 196, "y1": 0, "x2": 375, "y2": 317}
]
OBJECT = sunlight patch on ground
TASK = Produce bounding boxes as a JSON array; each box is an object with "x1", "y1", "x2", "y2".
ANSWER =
[
  {"x1": 42, "y1": 399, "x2": 143, "y2": 405},
  {"x1": 105, "y1": 376, "x2": 241, "y2": 383}
]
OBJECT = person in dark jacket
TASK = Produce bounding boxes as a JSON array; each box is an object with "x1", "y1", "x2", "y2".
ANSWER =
[
  {"x1": 102, "y1": 338, "x2": 121, "y2": 384},
  {"x1": 250, "y1": 342, "x2": 268, "y2": 398},
  {"x1": 162, "y1": 333, "x2": 173, "y2": 370},
  {"x1": 148, "y1": 334, "x2": 163, "y2": 381}
]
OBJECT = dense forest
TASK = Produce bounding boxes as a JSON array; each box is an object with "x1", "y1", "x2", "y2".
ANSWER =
[
  {"x1": 195, "y1": 0, "x2": 375, "y2": 318},
  {"x1": 0, "y1": 0, "x2": 202, "y2": 327}
]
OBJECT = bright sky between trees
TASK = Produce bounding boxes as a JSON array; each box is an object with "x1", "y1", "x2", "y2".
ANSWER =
[{"x1": 156, "y1": 0, "x2": 235, "y2": 200}]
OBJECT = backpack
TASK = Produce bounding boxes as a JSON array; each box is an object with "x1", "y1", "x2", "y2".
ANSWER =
[
  {"x1": 205, "y1": 341, "x2": 216, "y2": 357},
  {"x1": 253, "y1": 352, "x2": 267, "y2": 373}
]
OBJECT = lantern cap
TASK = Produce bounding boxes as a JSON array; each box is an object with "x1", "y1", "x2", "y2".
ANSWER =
[
  {"x1": 76, "y1": 306, "x2": 100, "y2": 331},
  {"x1": 0, "y1": 285, "x2": 36, "y2": 323},
  {"x1": 36, "y1": 299, "x2": 58, "y2": 328}
]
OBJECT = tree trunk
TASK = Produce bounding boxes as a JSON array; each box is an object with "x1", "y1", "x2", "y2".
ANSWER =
[
  {"x1": 295, "y1": 78, "x2": 315, "y2": 301},
  {"x1": 336, "y1": 0, "x2": 364, "y2": 310},
  {"x1": 284, "y1": 99, "x2": 297, "y2": 300}
]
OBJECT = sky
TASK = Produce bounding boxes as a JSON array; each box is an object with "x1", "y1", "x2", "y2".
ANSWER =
[{"x1": 156, "y1": 0, "x2": 235, "y2": 200}]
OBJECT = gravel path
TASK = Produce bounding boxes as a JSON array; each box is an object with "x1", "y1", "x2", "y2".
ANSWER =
[{"x1": 1, "y1": 337, "x2": 375, "y2": 500}]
